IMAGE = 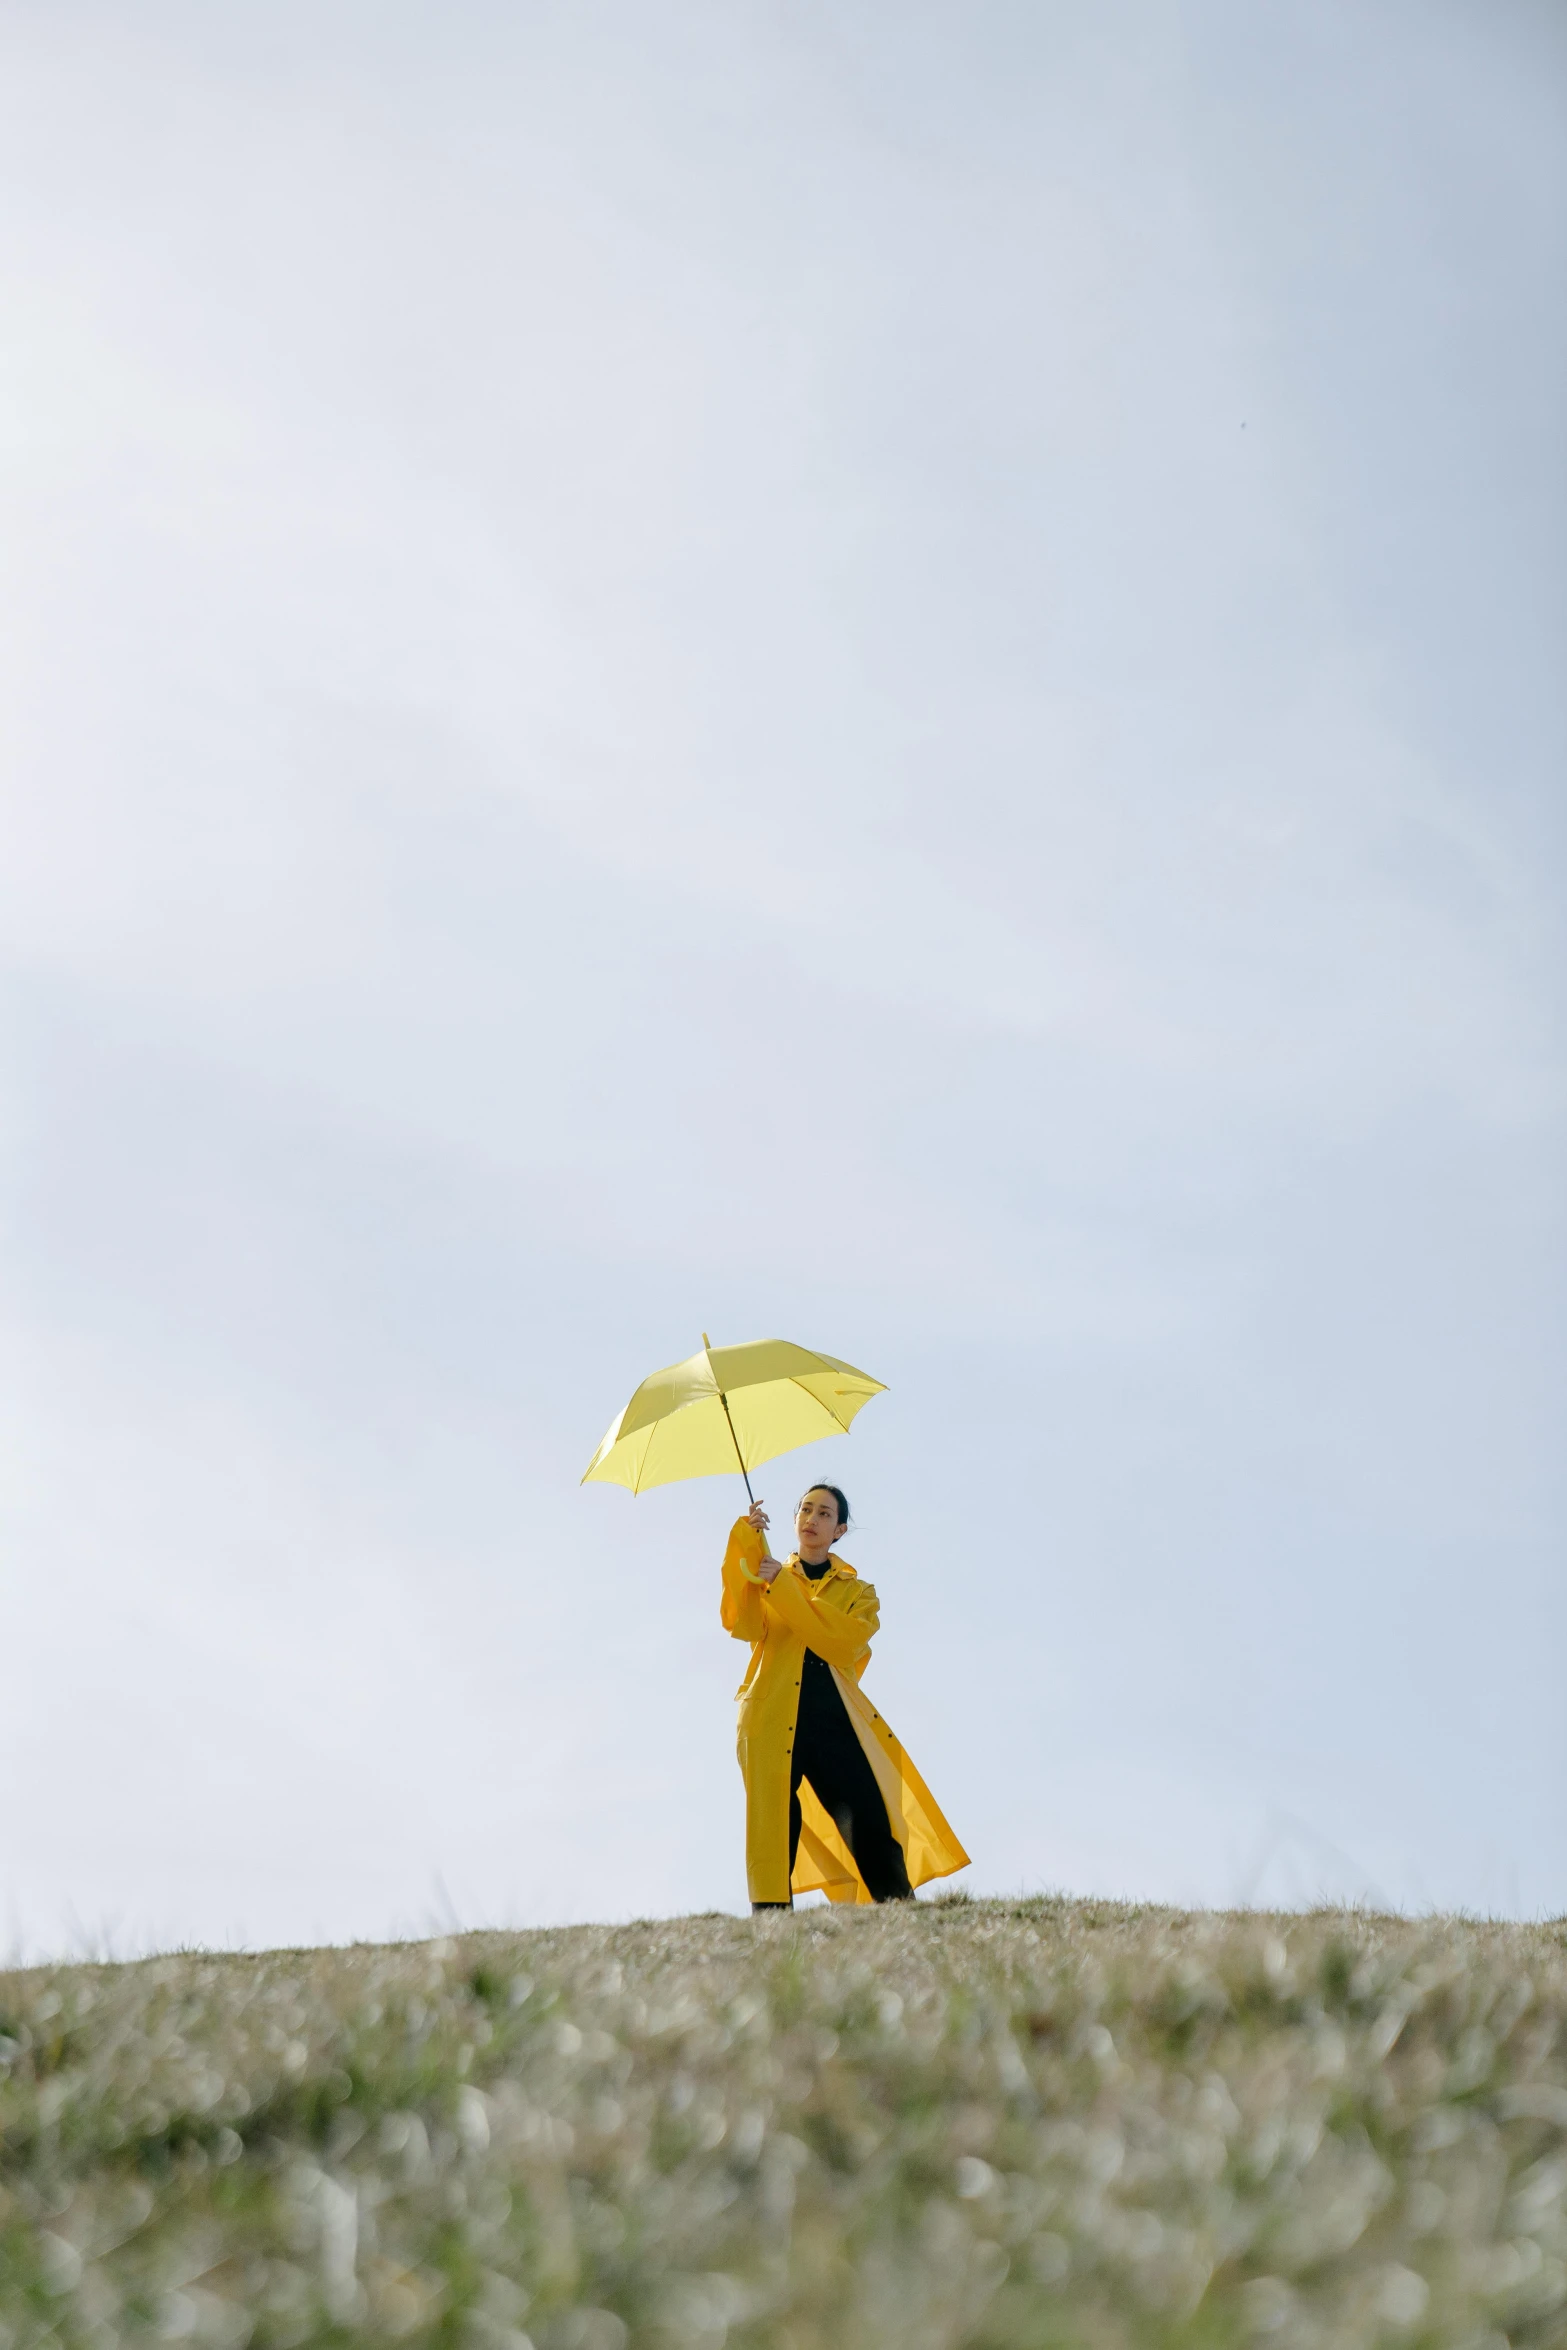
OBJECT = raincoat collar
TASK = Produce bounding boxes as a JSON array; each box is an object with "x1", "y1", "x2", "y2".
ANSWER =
[{"x1": 788, "y1": 1551, "x2": 855, "y2": 1582}]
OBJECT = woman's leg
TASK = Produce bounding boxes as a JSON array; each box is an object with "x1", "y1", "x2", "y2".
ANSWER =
[{"x1": 796, "y1": 1715, "x2": 912, "y2": 1902}]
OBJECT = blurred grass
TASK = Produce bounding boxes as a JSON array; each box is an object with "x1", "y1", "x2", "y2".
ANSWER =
[{"x1": 1, "y1": 1896, "x2": 1564, "y2": 2348}]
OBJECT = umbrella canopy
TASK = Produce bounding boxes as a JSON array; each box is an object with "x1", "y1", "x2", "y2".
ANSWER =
[{"x1": 581, "y1": 1335, "x2": 886, "y2": 1498}]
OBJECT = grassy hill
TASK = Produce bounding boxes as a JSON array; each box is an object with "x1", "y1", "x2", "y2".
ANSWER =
[{"x1": 2, "y1": 1896, "x2": 1564, "y2": 2349}]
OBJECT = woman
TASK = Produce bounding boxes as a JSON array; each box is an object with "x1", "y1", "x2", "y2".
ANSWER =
[{"x1": 721, "y1": 1481, "x2": 969, "y2": 1912}]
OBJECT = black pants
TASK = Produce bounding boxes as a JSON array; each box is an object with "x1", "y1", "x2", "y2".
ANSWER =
[{"x1": 771, "y1": 1690, "x2": 912, "y2": 1906}]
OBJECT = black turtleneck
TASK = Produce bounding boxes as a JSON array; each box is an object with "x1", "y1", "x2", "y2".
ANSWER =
[{"x1": 795, "y1": 1556, "x2": 848, "y2": 1726}]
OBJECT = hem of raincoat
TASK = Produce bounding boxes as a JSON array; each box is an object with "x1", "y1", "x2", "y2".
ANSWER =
[{"x1": 829, "y1": 1664, "x2": 971, "y2": 1891}]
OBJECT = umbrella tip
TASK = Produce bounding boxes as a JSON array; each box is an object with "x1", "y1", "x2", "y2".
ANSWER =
[{"x1": 702, "y1": 1331, "x2": 711, "y2": 1348}]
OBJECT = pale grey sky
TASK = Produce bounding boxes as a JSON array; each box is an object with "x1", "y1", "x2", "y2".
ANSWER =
[{"x1": 2, "y1": 0, "x2": 1563, "y2": 1954}]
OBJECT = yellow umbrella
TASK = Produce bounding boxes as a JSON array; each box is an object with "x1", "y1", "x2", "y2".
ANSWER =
[{"x1": 581, "y1": 1334, "x2": 886, "y2": 1503}]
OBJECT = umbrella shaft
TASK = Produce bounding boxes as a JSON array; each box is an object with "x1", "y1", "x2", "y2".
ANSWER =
[{"x1": 717, "y1": 1388, "x2": 756, "y2": 1507}]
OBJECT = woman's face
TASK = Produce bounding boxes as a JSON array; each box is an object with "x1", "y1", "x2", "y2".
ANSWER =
[{"x1": 795, "y1": 1489, "x2": 845, "y2": 1559}]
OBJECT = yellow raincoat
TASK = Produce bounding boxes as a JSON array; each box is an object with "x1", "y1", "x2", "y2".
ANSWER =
[{"x1": 720, "y1": 1516, "x2": 970, "y2": 1906}]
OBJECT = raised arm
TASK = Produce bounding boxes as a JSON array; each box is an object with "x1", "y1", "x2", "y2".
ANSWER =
[
  {"x1": 763, "y1": 1569, "x2": 880, "y2": 1673},
  {"x1": 720, "y1": 1517, "x2": 768, "y2": 1643}
]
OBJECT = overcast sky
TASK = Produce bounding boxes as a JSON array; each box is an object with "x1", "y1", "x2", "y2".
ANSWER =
[{"x1": 2, "y1": 0, "x2": 1563, "y2": 1957}]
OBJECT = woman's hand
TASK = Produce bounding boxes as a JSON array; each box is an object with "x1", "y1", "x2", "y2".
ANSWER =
[{"x1": 746, "y1": 1500, "x2": 782, "y2": 1582}]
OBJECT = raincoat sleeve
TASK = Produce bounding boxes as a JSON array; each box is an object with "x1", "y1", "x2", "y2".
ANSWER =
[
  {"x1": 720, "y1": 1517, "x2": 768, "y2": 1643},
  {"x1": 763, "y1": 1570, "x2": 879, "y2": 1672}
]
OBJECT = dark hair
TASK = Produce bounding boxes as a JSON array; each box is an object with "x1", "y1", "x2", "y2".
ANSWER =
[{"x1": 797, "y1": 1481, "x2": 850, "y2": 1530}]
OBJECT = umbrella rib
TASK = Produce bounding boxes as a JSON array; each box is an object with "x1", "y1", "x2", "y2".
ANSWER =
[
  {"x1": 789, "y1": 1374, "x2": 854, "y2": 1434},
  {"x1": 632, "y1": 1425, "x2": 648, "y2": 1495}
]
